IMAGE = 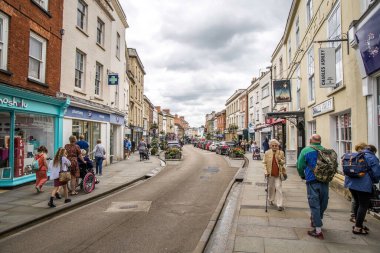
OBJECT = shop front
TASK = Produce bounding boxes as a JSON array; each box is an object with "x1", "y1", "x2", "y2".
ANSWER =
[
  {"x1": 110, "y1": 113, "x2": 124, "y2": 163},
  {"x1": 0, "y1": 84, "x2": 69, "y2": 187}
]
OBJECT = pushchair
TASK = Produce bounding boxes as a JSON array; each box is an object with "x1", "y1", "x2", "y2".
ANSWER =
[
  {"x1": 252, "y1": 147, "x2": 261, "y2": 160},
  {"x1": 139, "y1": 148, "x2": 149, "y2": 161}
]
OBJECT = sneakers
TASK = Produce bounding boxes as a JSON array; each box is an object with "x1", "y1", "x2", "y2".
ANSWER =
[{"x1": 307, "y1": 229, "x2": 324, "y2": 240}]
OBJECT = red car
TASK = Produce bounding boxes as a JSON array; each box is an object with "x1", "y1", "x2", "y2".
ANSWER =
[{"x1": 205, "y1": 141, "x2": 213, "y2": 150}]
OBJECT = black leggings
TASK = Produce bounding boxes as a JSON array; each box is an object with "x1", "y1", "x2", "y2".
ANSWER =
[{"x1": 349, "y1": 189, "x2": 371, "y2": 228}]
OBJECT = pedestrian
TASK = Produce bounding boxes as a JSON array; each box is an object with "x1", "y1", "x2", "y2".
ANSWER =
[
  {"x1": 90, "y1": 139, "x2": 106, "y2": 176},
  {"x1": 78, "y1": 149, "x2": 94, "y2": 172},
  {"x1": 76, "y1": 135, "x2": 89, "y2": 153},
  {"x1": 345, "y1": 144, "x2": 380, "y2": 235},
  {"x1": 138, "y1": 138, "x2": 147, "y2": 161},
  {"x1": 48, "y1": 148, "x2": 71, "y2": 208},
  {"x1": 349, "y1": 142, "x2": 368, "y2": 222},
  {"x1": 263, "y1": 139, "x2": 286, "y2": 211},
  {"x1": 124, "y1": 138, "x2": 132, "y2": 160},
  {"x1": 262, "y1": 138, "x2": 269, "y2": 153},
  {"x1": 65, "y1": 135, "x2": 85, "y2": 195},
  {"x1": 34, "y1": 145, "x2": 48, "y2": 193},
  {"x1": 297, "y1": 134, "x2": 333, "y2": 239},
  {"x1": 131, "y1": 140, "x2": 136, "y2": 153}
]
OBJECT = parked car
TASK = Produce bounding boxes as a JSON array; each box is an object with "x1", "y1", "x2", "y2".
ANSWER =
[
  {"x1": 216, "y1": 141, "x2": 236, "y2": 155},
  {"x1": 205, "y1": 141, "x2": 213, "y2": 150},
  {"x1": 209, "y1": 142, "x2": 219, "y2": 152},
  {"x1": 167, "y1": 140, "x2": 181, "y2": 150}
]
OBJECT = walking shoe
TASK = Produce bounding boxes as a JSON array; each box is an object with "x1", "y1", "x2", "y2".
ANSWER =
[
  {"x1": 307, "y1": 229, "x2": 324, "y2": 240},
  {"x1": 55, "y1": 192, "x2": 62, "y2": 199},
  {"x1": 64, "y1": 199, "x2": 71, "y2": 203},
  {"x1": 269, "y1": 201, "x2": 274, "y2": 206},
  {"x1": 48, "y1": 197, "x2": 56, "y2": 208},
  {"x1": 277, "y1": 206, "x2": 284, "y2": 211}
]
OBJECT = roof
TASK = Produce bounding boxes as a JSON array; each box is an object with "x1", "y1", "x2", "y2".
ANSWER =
[{"x1": 128, "y1": 48, "x2": 146, "y2": 74}]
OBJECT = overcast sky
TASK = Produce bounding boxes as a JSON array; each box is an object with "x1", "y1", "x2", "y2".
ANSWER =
[{"x1": 121, "y1": 0, "x2": 292, "y2": 127}]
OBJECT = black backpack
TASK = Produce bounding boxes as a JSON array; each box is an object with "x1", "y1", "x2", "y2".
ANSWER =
[{"x1": 341, "y1": 152, "x2": 369, "y2": 178}]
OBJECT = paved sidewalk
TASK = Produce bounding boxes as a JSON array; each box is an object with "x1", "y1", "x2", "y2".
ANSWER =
[
  {"x1": 231, "y1": 154, "x2": 380, "y2": 253},
  {"x1": 0, "y1": 152, "x2": 164, "y2": 236}
]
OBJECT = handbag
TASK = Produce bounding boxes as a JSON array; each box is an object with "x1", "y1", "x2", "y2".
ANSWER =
[{"x1": 59, "y1": 162, "x2": 71, "y2": 183}]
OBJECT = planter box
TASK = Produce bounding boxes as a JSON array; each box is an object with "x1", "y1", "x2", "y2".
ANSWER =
[
  {"x1": 165, "y1": 152, "x2": 182, "y2": 160},
  {"x1": 229, "y1": 153, "x2": 244, "y2": 159}
]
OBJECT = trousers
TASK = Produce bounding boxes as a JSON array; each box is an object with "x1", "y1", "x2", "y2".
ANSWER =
[
  {"x1": 307, "y1": 181, "x2": 329, "y2": 227},
  {"x1": 268, "y1": 176, "x2": 283, "y2": 207}
]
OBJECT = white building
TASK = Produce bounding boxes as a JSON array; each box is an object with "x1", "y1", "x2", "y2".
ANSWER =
[{"x1": 60, "y1": 0, "x2": 129, "y2": 163}]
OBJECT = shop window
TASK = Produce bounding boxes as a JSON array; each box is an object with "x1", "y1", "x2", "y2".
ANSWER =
[
  {"x1": 0, "y1": 112, "x2": 11, "y2": 178},
  {"x1": 15, "y1": 113, "x2": 55, "y2": 176},
  {"x1": 72, "y1": 120, "x2": 100, "y2": 153},
  {"x1": 377, "y1": 77, "x2": 380, "y2": 150},
  {"x1": 29, "y1": 32, "x2": 47, "y2": 83},
  {"x1": 0, "y1": 12, "x2": 9, "y2": 70},
  {"x1": 336, "y1": 113, "x2": 352, "y2": 172},
  {"x1": 77, "y1": 0, "x2": 87, "y2": 31}
]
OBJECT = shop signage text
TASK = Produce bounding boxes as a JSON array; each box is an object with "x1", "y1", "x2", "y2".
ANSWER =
[
  {"x1": 0, "y1": 96, "x2": 28, "y2": 108},
  {"x1": 312, "y1": 98, "x2": 334, "y2": 117},
  {"x1": 319, "y1": 48, "x2": 336, "y2": 88},
  {"x1": 65, "y1": 106, "x2": 110, "y2": 122}
]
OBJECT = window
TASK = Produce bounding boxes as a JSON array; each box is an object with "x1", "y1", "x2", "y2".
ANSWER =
[
  {"x1": 0, "y1": 12, "x2": 9, "y2": 70},
  {"x1": 256, "y1": 110, "x2": 260, "y2": 121},
  {"x1": 96, "y1": 18, "x2": 105, "y2": 46},
  {"x1": 262, "y1": 107, "x2": 269, "y2": 123},
  {"x1": 307, "y1": 46, "x2": 315, "y2": 102},
  {"x1": 307, "y1": 0, "x2": 313, "y2": 24},
  {"x1": 328, "y1": 2, "x2": 343, "y2": 88},
  {"x1": 295, "y1": 16, "x2": 300, "y2": 48},
  {"x1": 250, "y1": 113, "x2": 254, "y2": 123},
  {"x1": 28, "y1": 32, "x2": 46, "y2": 82},
  {"x1": 273, "y1": 65, "x2": 277, "y2": 80},
  {"x1": 296, "y1": 66, "x2": 301, "y2": 110},
  {"x1": 288, "y1": 40, "x2": 292, "y2": 65},
  {"x1": 262, "y1": 85, "x2": 269, "y2": 98},
  {"x1": 75, "y1": 50, "x2": 85, "y2": 88},
  {"x1": 336, "y1": 113, "x2": 352, "y2": 171},
  {"x1": 249, "y1": 96, "x2": 253, "y2": 108},
  {"x1": 116, "y1": 32, "x2": 120, "y2": 59},
  {"x1": 95, "y1": 62, "x2": 102, "y2": 96},
  {"x1": 256, "y1": 91, "x2": 259, "y2": 103},
  {"x1": 308, "y1": 120, "x2": 316, "y2": 136},
  {"x1": 33, "y1": 0, "x2": 48, "y2": 10},
  {"x1": 279, "y1": 57, "x2": 283, "y2": 78},
  {"x1": 77, "y1": 0, "x2": 87, "y2": 31}
]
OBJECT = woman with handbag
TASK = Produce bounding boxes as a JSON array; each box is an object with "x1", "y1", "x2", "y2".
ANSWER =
[
  {"x1": 48, "y1": 148, "x2": 71, "y2": 208},
  {"x1": 89, "y1": 139, "x2": 106, "y2": 176},
  {"x1": 34, "y1": 146, "x2": 48, "y2": 193},
  {"x1": 263, "y1": 139, "x2": 287, "y2": 211},
  {"x1": 65, "y1": 135, "x2": 85, "y2": 195}
]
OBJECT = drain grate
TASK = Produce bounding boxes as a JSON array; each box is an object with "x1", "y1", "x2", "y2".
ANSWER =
[{"x1": 105, "y1": 201, "x2": 152, "y2": 213}]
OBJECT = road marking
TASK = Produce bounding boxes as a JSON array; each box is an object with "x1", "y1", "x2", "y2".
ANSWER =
[{"x1": 105, "y1": 201, "x2": 152, "y2": 213}]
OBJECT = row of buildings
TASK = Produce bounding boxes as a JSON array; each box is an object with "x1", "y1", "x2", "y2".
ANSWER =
[
  {"x1": 0, "y1": 0, "x2": 189, "y2": 187},
  {"x1": 205, "y1": 0, "x2": 380, "y2": 192}
]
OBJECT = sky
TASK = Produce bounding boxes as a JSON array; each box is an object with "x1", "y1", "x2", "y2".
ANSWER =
[{"x1": 121, "y1": 0, "x2": 293, "y2": 127}]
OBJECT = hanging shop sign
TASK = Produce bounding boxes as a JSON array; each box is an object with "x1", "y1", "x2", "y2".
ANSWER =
[
  {"x1": 108, "y1": 73, "x2": 119, "y2": 85},
  {"x1": 319, "y1": 48, "x2": 336, "y2": 87},
  {"x1": 312, "y1": 98, "x2": 334, "y2": 117},
  {"x1": 273, "y1": 80, "x2": 292, "y2": 103},
  {"x1": 356, "y1": 7, "x2": 380, "y2": 75}
]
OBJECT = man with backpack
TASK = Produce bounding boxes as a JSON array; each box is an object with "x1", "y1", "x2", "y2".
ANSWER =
[{"x1": 297, "y1": 134, "x2": 338, "y2": 240}]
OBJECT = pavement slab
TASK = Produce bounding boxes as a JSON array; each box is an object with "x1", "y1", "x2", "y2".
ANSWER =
[
  {"x1": 234, "y1": 236, "x2": 264, "y2": 253},
  {"x1": 263, "y1": 238, "x2": 329, "y2": 253},
  {"x1": 237, "y1": 224, "x2": 298, "y2": 240}
]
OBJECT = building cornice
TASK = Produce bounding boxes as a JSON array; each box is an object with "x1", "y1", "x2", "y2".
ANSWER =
[
  {"x1": 111, "y1": 0, "x2": 129, "y2": 28},
  {"x1": 225, "y1": 89, "x2": 245, "y2": 106},
  {"x1": 94, "y1": 0, "x2": 116, "y2": 21}
]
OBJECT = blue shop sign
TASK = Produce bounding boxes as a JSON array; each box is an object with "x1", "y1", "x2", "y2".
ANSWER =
[
  {"x1": 108, "y1": 73, "x2": 119, "y2": 85},
  {"x1": 110, "y1": 114, "x2": 124, "y2": 125},
  {"x1": 356, "y1": 7, "x2": 380, "y2": 75},
  {"x1": 65, "y1": 106, "x2": 110, "y2": 122}
]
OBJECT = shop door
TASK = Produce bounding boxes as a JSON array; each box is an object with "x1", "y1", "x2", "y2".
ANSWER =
[{"x1": 110, "y1": 125, "x2": 114, "y2": 163}]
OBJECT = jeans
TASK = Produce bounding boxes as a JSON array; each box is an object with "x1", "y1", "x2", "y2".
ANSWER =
[
  {"x1": 95, "y1": 156, "x2": 103, "y2": 175},
  {"x1": 307, "y1": 181, "x2": 329, "y2": 228},
  {"x1": 349, "y1": 189, "x2": 371, "y2": 228}
]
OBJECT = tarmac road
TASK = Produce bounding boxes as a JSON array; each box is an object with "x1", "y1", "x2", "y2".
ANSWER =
[{"x1": 0, "y1": 145, "x2": 239, "y2": 253}]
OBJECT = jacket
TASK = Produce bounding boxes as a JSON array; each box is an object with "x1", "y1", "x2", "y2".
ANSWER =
[
  {"x1": 263, "y1": 149, "x2": 286, "y2": 177},
  {"x1": 297, "y1": 143, "x2": 324, "y2": 183},
  {"x1": 49, "y1": 157, "x2": 71, "y2": 180},
  {"x1": 344, "y1": 149, "x2": 380, "y2": 193}
]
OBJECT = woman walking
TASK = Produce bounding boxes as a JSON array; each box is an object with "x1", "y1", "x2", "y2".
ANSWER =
[
  {"x1": 48, "y1": 148, "x2": 71, "y2": 207},
  {"x1": 345, "y1": 145, "x2": 380, "y2": 235},
  {"x1": 263, "y1": 139, "x2": 287, "y2": 211},
  {"x1": 138, "y1": 138, "x2": 147, "y2": 161},
  {"x1": 35, "y1": 146, "x2": 49, "y2": 193},
  {"x1": 65, "y1": 135, "x2": 85, "y2": 195},
  {"x1": 90, "y1": 139, "x2": 106, "y2": 176}
]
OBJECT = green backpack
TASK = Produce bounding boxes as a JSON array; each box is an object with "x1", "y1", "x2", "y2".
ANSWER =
[{"x1": 310, "y1": 146, "x2": 338, "y2": 183}]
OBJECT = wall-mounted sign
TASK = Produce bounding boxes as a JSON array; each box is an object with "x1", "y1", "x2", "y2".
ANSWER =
[
  {"x1": 65, "y1": 106, "x2": 110, "y2": 122},
  {"x1": 108, "y1": 73, "x2": 119, "y2": 85},
  {"x1": 110, "y1": 114, "x2": 124, "y2": 125},
  {"x1": 0, "y1": 96, "x2": 28, "y2": 108},
  {"x1": 356, "y1": 7, "x2": 380, "y2": 75},
  {"x1": 312, "y1": 98, "x2": 334, "y2": 117},
  {"x1": 319, "y1": 48, "x2": 336, "y2": 87},
  {"x1": 273, "y1": 80, "x2": 292, "y2": 103}
]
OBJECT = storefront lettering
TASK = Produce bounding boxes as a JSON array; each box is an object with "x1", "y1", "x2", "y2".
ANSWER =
[
  {"x1": 312, "y1": 98, "x2": 334, "y2": 117},
  {"x1": 72, "y1": 110, "x2": 84, "y2": 116},
  {"x1": 0, "y1": 97, "x2": 28, "y2": 108}
]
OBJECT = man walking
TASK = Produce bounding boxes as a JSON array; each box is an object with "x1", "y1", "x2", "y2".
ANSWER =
[
  {"x1": 297, "y1": 134, "x2": 330, "y2": 239},
  {"x1": 76, "y1": 135, "x2": 89, "y2": 153},
  {"x1": 124, "y1": 138, "x2": 131, "y2": 160}
]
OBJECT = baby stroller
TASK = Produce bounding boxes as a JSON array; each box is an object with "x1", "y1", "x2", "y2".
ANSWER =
[
  {"x1": 252, "y1": 147, "x2": 261, "y2": 160},
  {"x1": 140, "y1": 147, "x2": 150, "y2": 161}
]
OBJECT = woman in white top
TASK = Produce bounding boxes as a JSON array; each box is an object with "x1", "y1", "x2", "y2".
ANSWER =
[
  {"x1": 90, "y1": 139, "x2": 106, "y2": 176},
  {"x1": 48, "y1": 148, "x2": 71, "y2": 208}
]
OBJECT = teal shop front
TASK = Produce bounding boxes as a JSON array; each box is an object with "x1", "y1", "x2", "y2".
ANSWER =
[{"x1": 0, "y1": 84, "x2": 70, "y2": 187}]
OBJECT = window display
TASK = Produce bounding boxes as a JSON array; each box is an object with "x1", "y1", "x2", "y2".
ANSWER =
[
  {"x1": 15, "y1": 113, "x2": 55, "y2": 176},
  {"x1": 0, "y1": 112, "x2": 11, "y2": 179},
  {"x1": 72, "y1": 120, "x2": 100, "y2": 152}
]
